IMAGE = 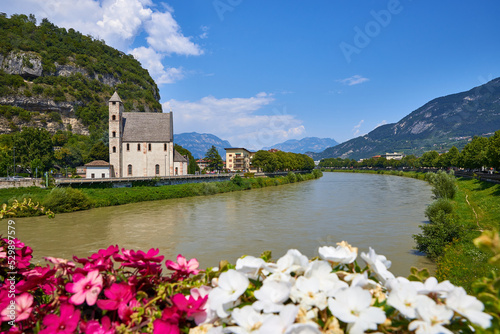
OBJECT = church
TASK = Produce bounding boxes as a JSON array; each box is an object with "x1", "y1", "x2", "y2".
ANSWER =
[{"x1": 108, "y1": 92, "x2": 188, "y2": 177}]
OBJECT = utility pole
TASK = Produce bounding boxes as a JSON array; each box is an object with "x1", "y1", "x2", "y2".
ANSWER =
[{"x1": 13, "y1": 146, "x2": 15, "y2": 177}]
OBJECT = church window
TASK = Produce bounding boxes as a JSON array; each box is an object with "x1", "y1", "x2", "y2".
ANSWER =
[
  {"x1": 137, "y1": 144, "x2": 141, "y2": 151},
  {"x1": 126, "y1": 143, "x2": 130, "y2": 151},
  {"x1": 112, "y1": 146, "x2": 116, "y2": 153},
  {"x1": 155, "y1": 164, "x2": 160, "y2": 175},
  {"x1": 128, "y1": 164, "x2": 132, "y2": 176},
  {"x1": 112, "y1": 131, "x2": 116, "y2": 137},
  {"x1": 148, "y1": 143, "x2": 152, "y2": 151},
  {"x1": 112, "y1": 102, "x2": 116, "y2": 105},
  {"x1": 164, "y1": 143, "x2": 167, "y2": 151},
  {"x1": 175, "y1": 167, "x2": 178, "y2": 175},
  {"x1": 112, "y1": 115, "x2": 116, "y2": 120}
]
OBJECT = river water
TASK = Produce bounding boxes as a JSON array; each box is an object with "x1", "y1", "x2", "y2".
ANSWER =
[{"x1": 16, "y1": 172, "x2": 435, "y2": 276}]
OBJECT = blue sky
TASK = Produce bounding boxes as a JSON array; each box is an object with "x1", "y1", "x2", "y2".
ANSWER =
[{"x1": 3, "y1": 1, "x2": 500, "y2": 149}]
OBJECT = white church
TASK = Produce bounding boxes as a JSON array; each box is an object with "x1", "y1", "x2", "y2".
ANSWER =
[{"x1": 107, "y1": 92, "x2": 188, "y2": 177}]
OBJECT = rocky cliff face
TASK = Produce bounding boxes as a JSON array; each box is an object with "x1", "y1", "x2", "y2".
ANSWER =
[{"x1": 0, "y1": 50, "x2": 124, "y2": 135}]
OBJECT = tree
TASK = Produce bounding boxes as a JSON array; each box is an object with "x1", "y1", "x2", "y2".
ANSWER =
[
  {"x1": 486, "y1": 130, "x2": 500, "y2": 169},
  {"x1": 460, "y1": 136, "x2": 488, "y2": 169},
  {"x1": 87, "y1": 141, "x2": 108, "y2": 162},
  {"x1": 204, "y1": 145, "x2": 223, "y2": 171},
  {"x1": 175, "y1": 144, "x2": 199, "y2": 174},
  {"x1": 419, "y1": 151, "x2": 439, "y2": 167},
  {"x1": 13, "y1": 127, "x2": 54, "y2": 172}
]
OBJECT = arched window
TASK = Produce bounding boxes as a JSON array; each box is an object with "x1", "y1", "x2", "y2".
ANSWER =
[
  {"x1": 128, "y1": 164, "x2": 132, "y2": 176},
  {"x1": 164, "y1": 143, "x2": 167, "y2": 151},
  {"x1": 112, "y1": 115, "x2": 116, "y2": 120},
  {"x1": 112, "y1": 131, "x2": 116, "y2": 137},
  {"x1": 155, "y1": 164, "x2": 160, "y2": 175},
  {"x1": 112, "y1": 146, "x2": 116, "y2": 153}
]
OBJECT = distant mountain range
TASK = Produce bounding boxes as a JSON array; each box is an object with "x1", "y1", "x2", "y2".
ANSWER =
[
  {"x1": 174, "y1": 132, "x2": 231, "y2": 159},
  {"x1": 313, "y1": 77, "x2": 500, "y2": 160},
  {"x1": 263, "y1": 137, "x2": 339, "y2": 154}
]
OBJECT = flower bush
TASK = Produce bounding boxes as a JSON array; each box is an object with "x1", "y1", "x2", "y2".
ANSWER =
[{"x1": 0, "y1": 234, "x2": 498, "y2": 333}]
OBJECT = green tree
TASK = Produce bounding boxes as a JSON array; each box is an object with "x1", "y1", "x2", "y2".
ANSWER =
[
  {"x1": 204, "y1": 145, "x2": 223, "y2": 171},
  {"x1": 87, "y1": 141, "x2": 108, "y2": 162},
  {"x1": 251, "y1": 150, "x2": 277, "y2": 172},
  {"x1": 460, "y1": 136, "x2": 488, "y2": 169},
  {"x1": 13, "y1": 127, "x2": 54, "y2": 172},
  {"x1": 175, "y1": 144, "x2": 199, "y2": 174},
  {"x1": 486, "y1": 130, "x2": 500, "y2": 169},
  {"x1": 419, "y1": 150, "x2": 439, "y2": 167}
]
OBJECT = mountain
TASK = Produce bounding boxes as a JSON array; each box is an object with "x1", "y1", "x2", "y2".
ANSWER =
[
  {"x1": 0, "y1": 14, "x2": 161, "y2": 136},
  {"x1": 314, "y1": 77, "x2": 500, "y2": 160},
  {"x1": 263, "y1": 137, "x2": 338, "y2": 154},
  {"x1": 174, "y1": 132, "x2": 232, "y2": 159}
]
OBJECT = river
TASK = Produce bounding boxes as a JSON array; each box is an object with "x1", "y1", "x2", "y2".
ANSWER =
[{"x1": 16, "y1": 172, "x2": 435, "y2": 276}]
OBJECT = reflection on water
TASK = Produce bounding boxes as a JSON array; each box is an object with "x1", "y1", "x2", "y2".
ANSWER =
[{"x1": 17, "y1": 172, "x2": 435, "y2": 276}]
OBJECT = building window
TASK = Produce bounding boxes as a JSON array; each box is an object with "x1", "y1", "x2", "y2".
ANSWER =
[
  {"x1": 164, "y1": 143, "x2": 167, "y2": 151},
  {"x1": 112, "y1": 115, "x2": 116, "y2": 120},
  {"x1": 128, "y1": 164, "x2": 132, "y2": 176},
  {"x1": 112, "y1": 102, "x2": 116, "y2": 105},
  {"x1": 137, "y1": 144, "x2": 141, "y2": 151},
  {"x1": 112, "y1": 131, "x2": 116, "y2": 137},
  {"x1": 229, "y1": 154, "x2": 232, "y2": 157},
  {"x1": 148, "y1": 143, "x2": 151, "y2": 151},
  {"x1": 112, "y1": 146, "x2": 116, "y2": 153},
  {"x1": 155, "y1": 164, "x2": 160, "y2": 175},
  {"x1": 175, "y1": 167, "x2": 178, "y2": 175},
  {"x1": 101, "y1": 173, "x2": 105, "y2": 178},
  {"x1": 126, "y1": 143, "x2": 130, "y2": 151},
  {"x1": 91, "y1": 173, "x2": 95, "y2": 178}
]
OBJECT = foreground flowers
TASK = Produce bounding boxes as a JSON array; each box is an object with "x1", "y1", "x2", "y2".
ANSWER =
[{"x1": 0, "y1": 237, "x2": 496, "y2": 333}]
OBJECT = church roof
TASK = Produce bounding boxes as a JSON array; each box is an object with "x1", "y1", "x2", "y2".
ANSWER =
[
  {"x1": 109, "y1": 91, "x2": 122, "y2": 103},
  {"x1": 174, "y1": 150, "x2": 188, "y2": 162},
  {"x1": 122, "y1": 112, "x2": 173, "y2": 142}
]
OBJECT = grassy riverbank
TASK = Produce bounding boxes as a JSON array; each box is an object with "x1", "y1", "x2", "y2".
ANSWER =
[
  {"x1": 323, "y1": 169, "x2": 500, "y2": 291},
  {"x1": 0, "y1": 170, "x2": 322, "y2": 216}
]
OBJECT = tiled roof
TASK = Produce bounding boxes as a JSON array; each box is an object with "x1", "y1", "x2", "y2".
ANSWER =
[
  {"x1": 85, "y1": 160, "x2": 111, "y2": 167},
  {"x1": 109, "y1": 91, "x2": 122, "y2": 103},
  {"x1": 122, "y1": 112, "x2": 173, "y2": 142},
  {"x1": 174, "y1": 150, "x2": 188, "y2": 162}
]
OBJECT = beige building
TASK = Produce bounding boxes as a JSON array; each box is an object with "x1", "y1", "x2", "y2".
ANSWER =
[
  {"x1": 225, "y1": 148, "x2": 255, "y2": 172},
  {"x1": 382, "y1": 152, "x2": 405, "y2": 160},
  {"x1": 85, "y1": 160, "x2": 113, "y2": 178},
  {"x1": 108, "y1": 92, "x2": 188, "y2": 177}
]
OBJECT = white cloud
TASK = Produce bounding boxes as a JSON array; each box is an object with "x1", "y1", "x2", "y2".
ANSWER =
[
  {"x1": 352, "y1": 119, "x2": 364, "y2": 136},
  {"x1": 145, "y1": 11, "x2": 204, "y2": 56},
  {"x1": 374, "y1": 120, "x2": 388, "y2": 129},
  {"x1": 165, "y1": 94, "x2": 305, "y2": 149},
  {"x1": 199, "y1": 25, "x2": 209, "y2": 39},
  {"x1": 2, "y1": 0, "x2": 203, "y2": 84},
  {"x1": 338, "y1": 75, "x2": 370, "y2": 86},
  {"x1": 129, "y1": 47, "x2": 184, "y2": 84}
]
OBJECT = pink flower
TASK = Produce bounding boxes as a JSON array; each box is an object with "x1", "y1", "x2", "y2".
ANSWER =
[
  {"x1": 74, "y1": 245, "x2": 118, "y2": 272},
  {"x1": 97, "y1": 283, "x2": 134, "y2": 311},
  {"x1": 153, "y1": 320, "x2": 180, "y2": 334},
  {"x1": 17, "y1": 265, "x2": 57, "y2": 294},
  {"x1": 15, "y1": 246, "x2": 33, "y2": 269},
  {"x1": 0, "y1": 293, "x2": 33, "y2": 322},
  {"x1": 66, "y1": 270, "x2": 103, "y2": 306},
  {"x1": 171, "y1": 293, "x2": 207, "y2": 319},
  {"x1": 118, "y1": 299, "x2": 141, "y2": 324},
  {"x1": 85, "y1": 316, "x2": 115, "y2": 334},
  {"x1": 165, "y1": 254, "x2": 200, "y2": 279},
  {"x1": 113, "y1": 248, "x2": 164, "y2": 275},
  {"x1": 39, "y1": 303, "x2": 80, "y2": 334}
]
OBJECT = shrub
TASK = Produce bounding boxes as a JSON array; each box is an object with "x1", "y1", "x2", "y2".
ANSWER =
[
  {"x1": 425, "y1": 198, "x2": 454, "y2": 223},
  {"x1": 287, "y1": 171, "x2": 297, "y2": 183},
  {"x1": 428, "y1": 170, "x2": 457, "y2": 199},
  {"x1": 43, "y1": 187, "x2": 91, "y2": 212}
]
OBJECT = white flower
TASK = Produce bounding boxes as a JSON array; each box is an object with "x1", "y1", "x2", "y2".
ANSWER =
[
  {"x1": 409, "y1": 295, "x2": 454, "y2": 334},
  {"x1": 445, "y1": 286, "x2": 492, "y2": 329},
  {"x1": 236, "y1": 256, "x2": 266, "y2": 279},
  {"x1": 253, "y1": 280, "x2": 291, "y2": 313},
  {"x1": 256, "y1": 304, "x2": 299, "y2": 333},
  {"x1": 225, "y1": 305, "x2": 270, "y2": 334},
  {"x1": 290, "y1": 276, "x2": 328, "y2": 310},
  {"x1": 304, "y1": 260, "x2": 348, "y2": 296},
  {"x1": 284, "y1": 323, "x2": 322, "y2": 334},
  {"x1": 344, "y1": 272, "x2": 379, "y2": 290},
  {"x1": 209, "y1": 270, "x2": 249, "y2": 318},
  {"x1": 416, "y1": 277, "x2": 455, "y2": 297},
  {"x1": 318, "y1": 241, "x2": 358, "y2": 264},
  {"x1": 273, "y1": 249, "x2": 309, "y2": 275},
  {"x1": 191, "y1": 286, "x2": 216, "y2": 325},
  {"x1": 360, "y1": 247, "x2": 395, "y2": 283},
  {"x1": 387, "y1": 281, "x2": 419, "y2": 318},
  {"x1": 328, "y1": 286, "x2": 386, "y2": 334}
]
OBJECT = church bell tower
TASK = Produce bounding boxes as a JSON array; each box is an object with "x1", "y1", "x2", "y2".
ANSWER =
[{"x1": 109, "y1": 92, "x2": 123, "y2": 177}]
